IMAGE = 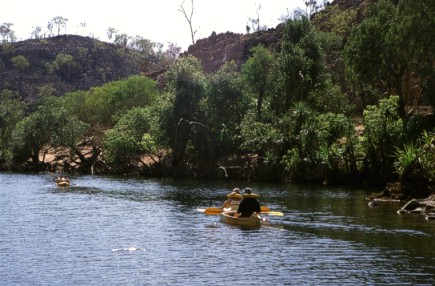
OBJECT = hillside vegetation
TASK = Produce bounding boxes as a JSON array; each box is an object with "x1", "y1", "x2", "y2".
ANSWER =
[
  {"x1": 0, "y1": 35, "x2": 146, "y2": 105},
  {"x1": 0, "y1": 0, "x2": 434, "y2": 199}
]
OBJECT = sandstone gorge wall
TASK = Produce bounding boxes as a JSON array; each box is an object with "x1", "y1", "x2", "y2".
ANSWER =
[
  {"x1": 184, "y1": 0, "x2": 365, "y2": 74},
  {"x1": 184, "y1": 25, "x2": 284, "y2": 74}
]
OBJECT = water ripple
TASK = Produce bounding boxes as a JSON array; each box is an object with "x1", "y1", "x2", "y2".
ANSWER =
[{"x1": 0, "y1": 173, "x2": 434, "y2": 285}]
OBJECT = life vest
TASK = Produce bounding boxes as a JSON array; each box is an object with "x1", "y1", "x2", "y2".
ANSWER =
[
  {"x1": 242, "y1": 193, "x2": 260, "y2": 198},
  {"x1": 225, "y1": 193, "x2": 242, "y2": 211},
  {"x1": 230, "y1": 196, "x2": 242, "y2": 211}
]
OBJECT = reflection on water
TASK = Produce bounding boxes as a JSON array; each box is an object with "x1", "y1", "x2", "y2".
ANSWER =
[
  {"x1": 111, "y1": 247, "x2": 146, "y2": 253},
  {"x1": 0, "y1": 173, "x2": 434, "y2": 285}
]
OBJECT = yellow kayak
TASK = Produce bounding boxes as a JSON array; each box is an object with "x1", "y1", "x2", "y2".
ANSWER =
[
  {"x1": 56, "y1": 181, "x2": 70, "y2": 187},
  {"x1": 219, "y1": 212, "x2": 262, "y2": 228}
]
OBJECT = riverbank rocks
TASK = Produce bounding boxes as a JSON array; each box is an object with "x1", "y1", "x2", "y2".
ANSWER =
[{"x1": 397, "y1": 195, "x2": 435, "y2": 218}]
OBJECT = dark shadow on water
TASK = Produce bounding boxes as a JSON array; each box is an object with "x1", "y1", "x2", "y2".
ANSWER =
[{"x1": 48, "y1": 185, "x2": 103, "y2": 195}]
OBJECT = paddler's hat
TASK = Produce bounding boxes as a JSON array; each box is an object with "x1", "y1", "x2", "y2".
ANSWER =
[
  {"x1": 227, "y1": 188, "x2": 241, "y2": 198},
  {"x1": 243, "y1": 188, "x2": 259, "y2": 198}
]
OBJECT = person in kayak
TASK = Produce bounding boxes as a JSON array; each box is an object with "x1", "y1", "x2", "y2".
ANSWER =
[
  {"x1": 54, "y1": 175, "x2": 70, "y2": 184},
  {"x1": 237, "y1": 188, "x2": 261, "y2": 217},
  {"x1": 222, "y1": 188, "x2": 242, "y2": 211}
]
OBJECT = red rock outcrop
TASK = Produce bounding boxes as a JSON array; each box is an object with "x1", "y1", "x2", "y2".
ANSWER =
[
  {"x1": 184, "y1": 25, "x2": 284, "y2": 74},
  {"x1": 184, "y1": 0, "x2": 366, "y2": 74}
]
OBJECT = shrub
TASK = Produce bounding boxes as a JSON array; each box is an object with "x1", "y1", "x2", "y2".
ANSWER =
[{"x1": 11, "y1": 55, "x2": 29, "y2": 70}]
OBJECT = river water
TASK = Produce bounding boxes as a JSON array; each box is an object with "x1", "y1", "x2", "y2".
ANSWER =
[{"x1": 0, "y1": 173, "x2": 434, "y2": 285}]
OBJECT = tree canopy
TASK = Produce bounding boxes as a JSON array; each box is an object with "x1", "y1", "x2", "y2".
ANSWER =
[{"x1": 1, "y1": 0, "x2": 434, "y2": 196}]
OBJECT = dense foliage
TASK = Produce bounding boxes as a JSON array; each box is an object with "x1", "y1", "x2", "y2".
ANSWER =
[{"x1": 0, "y1": 0, "x2": 433, "y2": 197}]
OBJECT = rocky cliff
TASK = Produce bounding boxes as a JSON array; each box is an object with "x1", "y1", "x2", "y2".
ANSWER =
[
  {"x1": 184, "y1": 0, "x2": 365, "y2": 74},
  {"x1": 184, "y1": 26, "x2": 284, "y2": 74}
]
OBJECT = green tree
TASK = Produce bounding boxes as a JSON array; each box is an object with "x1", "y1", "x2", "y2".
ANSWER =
[
  {"x1": 312, "y1": 4, "x2": 358, "y2": 39},
  {"x1": 394, "y1": 131, "x2": 435, "y2": 197},
  {"x1": 240, "y1": 113, "x2": 281, "y2": 164},
  {"x1": 59, "y1": 76, "x2": 158, "y2": 133},
  {"x1": 11, "y1": 55, "x2": 30, "y2": 71},
  {"x1": 312, "y1": 5, "x2": 359, "y2": 106},
  {"x1": 202, "y1": 61, "x2": 248, "y2": 161},
  {"x1": 127, "y1": 36, "x2": 171, "y2": 72},
  {"x1": 361, "y1": 96, "x2": 403, "y2": 182},
  {"x1": 57, "y1": 76, "x2": 157, "y2": 168},
  {"x1": 51, "y1": 16, "x2": 68, "y2": 35},
  {"x1": 103, "y1": 107, "x2": 163, "y2": 172},
  {"x1": 304, "y1": 0, "x2": 323, "y2": 17},
  {"x1": 106, "y1": 27, "x2": 118, "y2": 41},
  {"x1": 129, "y1": 36, "x2": 155, "y2": 55},
  {"x1": 345, "y1": 1, "x2": 403, "y2": 112},
  {"x1": 307, "y1": 74, "x2": 350, "y2": 114},
  {"x1": 344, "y1": 0, "x2": 435, "y2": 117},
  {"x1": 398, "y1": 0, "x2": 435, "y2": 114},
  {"x1": 114, "y1": 33, "x2": 130, "y2": 48},
  {"x1": 0, "y1": 90, "x2": 25, "y2": 166},
  {"x1": 30, "y1": 26, "x2": 42, "y2": 39},
  {"x1": 47, "y1": 21, "x2": 54, "y2": 37},
  {"x1": 11, "y1": 96, "x2": 87, "y2": 165},
  {"x1": 242, "y1": 45, "x2": 274, "y2": 121},
  {"x1": 316, "y1": 112, "x2": 357, "y2": 183},
  {"x1": 248, "y1": 3, "x2": 267, "y2": 32},
  {"x1": 161, "y1": 55, "x2": 206, "y2": 168},
  {"x1": 61, "y1": 90, "x2": 88, "y2": 126},
  {"x1": 84, "y1": 75, "x2": 158, "y2": 128},
  {"x1": 241, "y1": 100, "x2": 325, "y2": 182},
  {"x1": 0, "y1": 23, "x2": 16, "y2": 43},
  {"x1": 270, "y1": 17, "x2": 322, "y2": 116},
  {"x1": 280, "y1": 101, "x2": 320, "y2": 181},
  {"x1": 49, "y1": 53, "x2": 79, "y2": 80},
  {"x1": 165, "y1": 42, "x2": 182, "y2": 61},
  {"x1": 37, "y1": 85, "x2": 56, "y2": 98}
]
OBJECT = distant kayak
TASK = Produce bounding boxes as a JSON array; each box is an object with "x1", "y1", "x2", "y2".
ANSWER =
[
  {"x1": 55, "y1": 177, "x2": 71, "y2": 187},
  {"x1": 56, "y1": 180, "x2": 70, "y2": 187}
]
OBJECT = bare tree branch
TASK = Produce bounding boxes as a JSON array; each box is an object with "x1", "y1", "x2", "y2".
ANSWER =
[
  {"x1": 177, "y1": 118, "x2": 207, "y2": 129},
  {"x1": 179, "y1": 0, "x2": 197, "y2": 45}
]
